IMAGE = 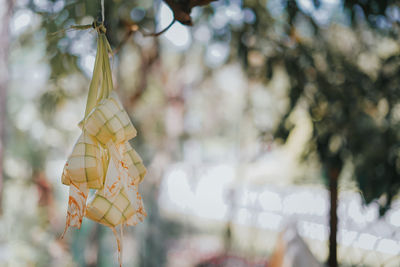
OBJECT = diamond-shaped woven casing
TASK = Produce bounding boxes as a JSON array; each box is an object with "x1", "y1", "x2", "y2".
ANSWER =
[
  {"x1": 123, "y1": 143, "x2": 146, "y2": 184},
  {"x1": 84, "y1": 93, "x2": 137, "y2": 146},
  {"x1": 86, "y1": 188, "x2": 135, "y2": 227},
  {"x1": 62, "y1": 131, "x2": 105, "y2": 189}
]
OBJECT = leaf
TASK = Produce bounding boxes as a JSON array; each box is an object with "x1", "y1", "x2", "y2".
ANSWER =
[{"x1": 163, "y1": 0, "x2": 217, "y2": 26}]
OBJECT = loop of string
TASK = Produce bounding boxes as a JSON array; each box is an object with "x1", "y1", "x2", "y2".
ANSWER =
[
  {"x1": 51, "y1": 0, "x2": 105, "y2": 36},
  {"x1": 51, "y1": 0, "x2": 174, "y2": 52}
]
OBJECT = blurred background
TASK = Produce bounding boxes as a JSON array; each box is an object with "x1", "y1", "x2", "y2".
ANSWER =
[{"x1": 0, "y1": 0, "x2": 400, "y2": 266}]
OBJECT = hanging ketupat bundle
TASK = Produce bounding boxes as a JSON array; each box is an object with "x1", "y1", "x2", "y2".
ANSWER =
[{"x1": 61, "y1": 23, "x2": 146, "y2": 266}]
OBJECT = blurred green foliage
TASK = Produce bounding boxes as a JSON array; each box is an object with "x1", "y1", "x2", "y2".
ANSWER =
[
  {"x1": 33, "y1": 0, "x2": 400, "y2": 221},
  {"x1": 6, "y1": 0, "x2": 400, "y2": 266}
]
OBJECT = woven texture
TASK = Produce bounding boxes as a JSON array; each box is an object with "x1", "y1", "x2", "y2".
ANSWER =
[
  {"x1": 62, "y1": 131, "x2": 105, "y2": 189},
  {"x1": 123, "y1": 142, "x2": 147, "y2": 184},
  {"x1": 84, "y1": 93, "x2": 137, "y2": 146},
  {"x1": 86, "y1": 188, "x2": 136, "y2": 227}
]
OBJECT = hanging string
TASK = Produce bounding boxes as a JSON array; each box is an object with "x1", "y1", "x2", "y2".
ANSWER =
[
  {"x1": 51, "y1": 0, "x2": 173, "y2": 47},
  {"x1": 101, "y1": 0, "x2": 105, "y2": 23}
]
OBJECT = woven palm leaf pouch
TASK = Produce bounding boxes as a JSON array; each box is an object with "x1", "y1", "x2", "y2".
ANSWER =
[{"x1": 61, "y1": 24, "x2": 146, "y2": 267}]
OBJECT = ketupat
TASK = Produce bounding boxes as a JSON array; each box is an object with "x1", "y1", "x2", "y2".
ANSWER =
[
  {"x1": 61, "y1": 131, "x2": 105, "y2": 189},
  {"x1": 123, "y1": 142, "x2": 147, "y2": 184},
  {"x1": 84, "y1": 92, "x2": 137, "y2": 146},
  {"x1": 61, "y1": 23, "x2": 146, "y2": 267},
  {"x1": 86, "y1": 188, "x2": 136, "y2": 227}
]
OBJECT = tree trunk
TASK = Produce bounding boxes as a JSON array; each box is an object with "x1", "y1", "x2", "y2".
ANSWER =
[
  {"x1": 328, "y1": 167, "x2": 339, "y2": 267},
  {"x1": 0, "y1": 0, "x2": 13, "y2": 214}
]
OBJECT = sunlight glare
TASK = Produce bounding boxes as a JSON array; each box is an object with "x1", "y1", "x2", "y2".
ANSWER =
[
  {"x1": 159, "y1": 2, "x2": 191, "y2": 49},
  {"x1": 11, "y1": 9, "x2": 33, "y2": 35}
]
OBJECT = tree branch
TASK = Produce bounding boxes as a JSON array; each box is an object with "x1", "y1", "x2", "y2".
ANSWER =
[{"x1": 141, "y1": 18, "x2": 176, "y2": 37}]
